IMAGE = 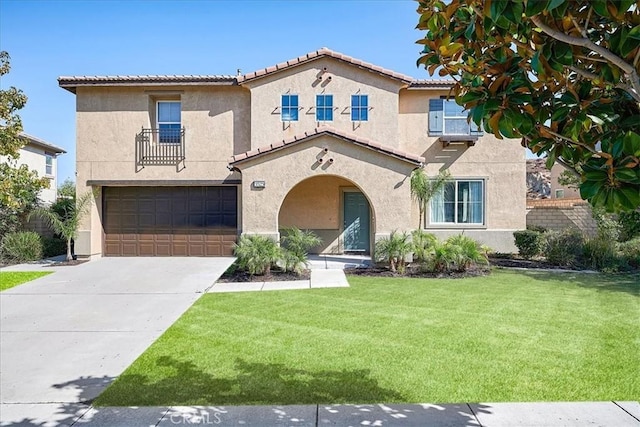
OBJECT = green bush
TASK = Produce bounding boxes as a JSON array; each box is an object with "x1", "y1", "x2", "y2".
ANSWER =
[
  {"x1": 513, "y1": 230, "x2": 543, "y2": 259},
  {"x1": 233, "y1": 235, "x2": 281, "y2": 276},
  {"x1": 619, "y1": 210, "x2": 640, "y2": 242},
  {"x1": 418, "y1": 234, "x2": 489, "y2": 273},
  {"x1": 41, "y1": 236, "x2": 67, "y2": 258},
  {"x1": 411, "y1": 230, "x2": 437, "y2": 262},
  {"x1": 618, "y1": 237, "x2": 640, "y2": 269},
  {"x1": 527, "y1": 225, "x2": 547, "y2": 233},
  {"x1": 280, "y1": 227, "x2": 322, "y2": 274},
  {"x1": 445, "y1": 234, "x2": 490, "y2": 272},
  {"x1": 543, "y1": 229, "x2": 585, "y2": 267},
  {"x1": 1, "y1": 231, "x2": 43, "y2": 262},
  {"x1": 375, "y1": 231, "x2": 412, "y2": 273},
  {"x1": 583, "y1": 237, "x2": 625, "y2": 272}
]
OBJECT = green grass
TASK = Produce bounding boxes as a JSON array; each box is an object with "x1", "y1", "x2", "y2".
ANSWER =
[
  {"x1": 0, "y1": 271, "x2": 52, "y2": 291},
  {"x1": 95, "y1": 270, "x2": 640, "y2": 406}
]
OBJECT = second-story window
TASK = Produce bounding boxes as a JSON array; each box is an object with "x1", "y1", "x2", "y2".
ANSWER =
[
  {"x1": 429, "y1": 99, "x2": 482, "y2": 136},
  {"x1": 157, "y1": 101, "x2": 181, "y2": 144},
  {"x1": 45, "y1": 153, "x2": 53, "y2": 176},
  {"x1": 281, "y1": 94, "x2": 299, "y2": 121},
  {"x1": 316, "y1": 94, "x2": 333, "y2": 121},
  {"x1": 351, "y1": 95, "x2": 368, "y2": 121}
]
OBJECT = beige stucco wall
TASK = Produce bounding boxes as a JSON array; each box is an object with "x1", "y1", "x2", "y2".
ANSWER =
[
  {"x1": 550, "y1": 163, "x2": 581, "y2": 199},
  {"x1": 74, "y1": 85, "x2": 249, "y2": 256},
  {"x1": 399, "y1": 88, "x2": 526, "y2": 252},
  {"x1": 243, "y1": 58, "x2": 404, "y2": 150},
  {"x1": 278, "y1": 175, "x2": 356, "y2": 253},
  {"x1": 236, "y1": 135, "x2": 415, "y2": 249}
]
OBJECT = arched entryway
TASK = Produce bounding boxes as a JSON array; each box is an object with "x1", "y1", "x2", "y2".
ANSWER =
[{"x1": 278, "y1": 175, "x2": 374, "y2": 254}]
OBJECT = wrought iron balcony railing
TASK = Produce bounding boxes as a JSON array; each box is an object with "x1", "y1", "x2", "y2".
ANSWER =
[{"x1": 135, "y1": 127, "x2": 185, "y2": 168}]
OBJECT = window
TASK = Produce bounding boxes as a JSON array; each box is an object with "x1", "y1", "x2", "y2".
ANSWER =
[
  {"x1": 157, "y1": 101, "x2": 181, "y2": 143},
  {"x1": 281, "y1": 94, "x2": 299, "y2": 121},
  {"x1": 316, "y1": 94, "x2": 333, "y2": 121},
  {"x1": 430, "y1": 180, "x2": 484, "y2": 225},
  {"x1": 45, "y1": 154, "x2": 53, "y2": 176},
  {"x1": 555, "y1": 189, "x2": 565, "y2": 199},
  {"x1": 428, "y1": 99, "x2": 482, "y2": 136},
  {"x1": 351, "y1": 95, "x2": 368, "y2": 121}
]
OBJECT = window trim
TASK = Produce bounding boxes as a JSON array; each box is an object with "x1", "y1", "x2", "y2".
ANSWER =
[
  {"x1": 156, "y1": 100, "x2": 182, "y2": 144},
  {"x1": 427, "y1": 178, "x2": 486, "y2": 227},
  {"x1": 428, "y1": 98, "x2": 482, "y2": 137},
  {"x1": 351, "y1": 94, "x2": 369, "y2": 122},
  {"x1": 281, "y1": 94, "x2": 299, "y2": 122},
  {"x1": 443, "y1": 99, "x2": 471, "y2": 135},
  {"x1": 316, "y1": 94, "x2": 334, "y2": 122},
  {"x1": 45, "y1": 153, "x2": 53, "y2": 176}
]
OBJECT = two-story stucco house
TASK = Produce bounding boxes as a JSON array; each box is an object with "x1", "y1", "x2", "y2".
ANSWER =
[
  {"x1": 58, "y1": 48, "x2": 525, "y2": 259},
  {"x1": 2, "y1": 133, "x2": 66, "y2": 204}
]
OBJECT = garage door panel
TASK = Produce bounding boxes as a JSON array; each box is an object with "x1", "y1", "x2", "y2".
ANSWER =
[{"x1": 103, "y1": 186, "x2": 237, "y2": 257}]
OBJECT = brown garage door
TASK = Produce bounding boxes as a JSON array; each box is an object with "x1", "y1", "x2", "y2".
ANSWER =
[{"x1": 103, "y1": 186, "x2": 237, "y2": 256}]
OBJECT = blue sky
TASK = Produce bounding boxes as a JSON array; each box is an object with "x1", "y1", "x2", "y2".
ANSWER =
[{"x1": 0, "y1": 0, "x2": 530, "y2": 184}]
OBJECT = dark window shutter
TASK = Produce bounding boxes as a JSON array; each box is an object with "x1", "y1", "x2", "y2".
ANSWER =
[{"x1": 429, "y1": 99, "x2": 443, "y2": 135}]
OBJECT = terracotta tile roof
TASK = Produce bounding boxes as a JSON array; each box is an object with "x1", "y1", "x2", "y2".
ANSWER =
[
  {"x1": 58, "y1": 48, "x2": 456, "y2": 93},
  {"x1": 58, "y1": 75, "x2": 237, "y2": 93},
  {"x1": 229, "y1": 125, "x2": 425, "y2": 166},
  {"x1": 238, "y1": 47, "x2": 414, "y2": 84},
  {"x1": 408, "y1": 79, "x2": 455, "y2": 89}
]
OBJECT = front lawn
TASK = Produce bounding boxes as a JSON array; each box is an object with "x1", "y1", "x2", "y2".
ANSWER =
[
  {"x1": 95, "y1": 270, "x2": 639, "y2": 406},
  {"x1": 0, "y1": 271, "x2": 52, "y2": 291}
]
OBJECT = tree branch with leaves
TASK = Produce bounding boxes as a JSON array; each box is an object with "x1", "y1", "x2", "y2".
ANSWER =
[{"x1": 416, "y1": 0, "x2": 640, "y2": 212}]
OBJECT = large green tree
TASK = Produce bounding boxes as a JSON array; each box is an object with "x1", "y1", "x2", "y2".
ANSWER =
[
  {"x1": 0, "y1": 51, "x2": 48, "y2": 237},
  {"x1": 417, "y1": 0, "x2": 640, "y2": 212}
]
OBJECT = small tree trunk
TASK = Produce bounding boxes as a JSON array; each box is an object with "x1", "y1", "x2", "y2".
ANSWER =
[
  {"x1": 418, "y1": 205, "x2": 423, "y2": 229},
  {"x1": 66, "y1": 238, "x2": 73, "y2": 262}
]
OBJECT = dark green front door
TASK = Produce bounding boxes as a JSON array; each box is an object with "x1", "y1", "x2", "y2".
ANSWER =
[{"x1": 343, "y1": 192, "x2": 370, "y2": 252}]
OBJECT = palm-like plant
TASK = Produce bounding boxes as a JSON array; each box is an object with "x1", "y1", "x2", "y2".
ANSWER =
[
  {"x1": 410, "y1": 169, "x2": 451, "y2": 229},
  {"x1": 233, "y1": 235, "x2": 281, "y2": 276},
  {"x1": 375, "y1": 230, "x2": 412, "y2": 273},
  {"x1": 280, "y1": 227, "x2": 322, "y2": 274},
  {"x1": 445, "y1": 234, "x2": 490, "y2": 272},
  {"x1": 30, "y1": 190, "x2": 94, "y2": 262},
  {"x1": 412, "y1": 229, "x2": 438, "y2": 262}
]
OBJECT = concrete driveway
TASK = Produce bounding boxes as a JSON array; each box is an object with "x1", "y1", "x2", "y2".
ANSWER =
[{"x1": 0, "y1": 257, "x2": 233, "y2": 426}]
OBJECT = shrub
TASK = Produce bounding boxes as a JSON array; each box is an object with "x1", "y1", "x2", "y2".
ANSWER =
[
  {"x1": 280, "y1": 227, "x2": 322, "y2": 274},
  {"x1": 619, "y1": 237, "x2": 640, "y2": 269},
  {"x1": 513, "y1": 230, "x2": 543, "y2": 259},
  {"x1": 527, "y1": 224, "x2": 547, "y2": 233},
  {"x1": 619, "y1": 210, "x2": 640, "y2": 242},
  {"x1": 233, "y1": 235, "x2": 281, "y2": 276},
  {"x1": 445, "y1": 234, "x2": 490, "y2": 272},
  {"x1": 1, "y1": 231, "x2": 43, "y2": 262},
  {"x1": 411, "y1": 230, "x2": 437, "y2": 262},
  {"x1": 375, "y1": 231, "x2": 412, "y2": 273},
  {"x1": 41, "y1": 236, "x2": 67, "y2": 258},
  {"x1": 583, "y1": 237, "x2": 624, "y2": 272},
  {"x1": 418, "y1": 234, "x2": 489, "y2": 273},
  {"x1": 543, "y1": 229, "x2": 585, "y2": 266}
]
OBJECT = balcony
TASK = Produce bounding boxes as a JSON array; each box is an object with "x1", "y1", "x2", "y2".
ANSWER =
[{"x1": 136, "y1": 127, "x2": 185, "y2": 170}]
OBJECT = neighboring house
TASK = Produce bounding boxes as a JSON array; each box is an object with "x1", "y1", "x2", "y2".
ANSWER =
[
  {"x1": 58, "y1": 48, "x2": 525, "y2": 258},
  {"x1": 3, "y1": 133, "x2": 66, "y2": 204},
  {"x1": 550, "y1": 162, "x2": 581, "y2": 199}
]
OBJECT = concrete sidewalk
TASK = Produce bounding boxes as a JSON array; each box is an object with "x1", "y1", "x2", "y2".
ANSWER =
[{"x1": 1, "y1": 401, "x2": 637, "y2": 426}]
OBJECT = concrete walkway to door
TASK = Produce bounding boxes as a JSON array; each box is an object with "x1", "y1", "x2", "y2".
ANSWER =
[
  {"x1": 208, "y1": 255, "x2": 368, "y2": 293},
  {"x1": 0, "y1": 257, "x2": 233, "y2": 426}
]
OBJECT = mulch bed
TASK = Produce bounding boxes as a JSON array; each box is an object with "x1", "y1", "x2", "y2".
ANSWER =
[
  {"x1": 218, "y1": 269, "x2": 311, "y2": 283},
  {"x1": 345, "y1": 265, "x2": 491, "y2": 279},
  {"x1": 488, "y1": 256, "x2": 581, "y2": 270}
]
